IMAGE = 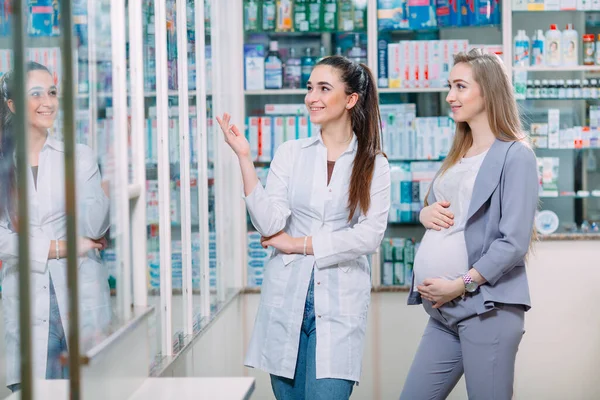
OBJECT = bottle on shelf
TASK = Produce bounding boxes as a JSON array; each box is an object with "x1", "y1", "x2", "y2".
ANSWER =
[
  {"x1": 335, "y1": 46, "x2": 343, "y2": 56},
  {"x1": 265, "y1": 41, "x2": 283, "y2": 90},
  {"x1": 262, "y1": 0, "x2": 277, "y2": 31},
  {"x1": 513, "y1": 29, "x2": 530, "y2": 67},
  {"x1": 294, "y1": 0, "x2": 309, "y2": 32},
  {"x1": 531, "y1": 29, "x2": 545, "y2": 66},
  {"x1": 590, "y1": 80, "x2": 598, "y2": 99},
  {"x1": 301, "y1": 47, "x2": 316, "y2": 87},
  {"x1": 549, "y1": 79, "x2": 558, "y2": 98},
  {"x1": 574, "y1": 79, "x2": 582, "y2": 98},
  {"x1": 284, "y1": 47, "x2": 302, "y2": 89},
  {"x1": 353, "y1": 0, "x2": 367, "y2": 31},
  {"x1": 244, "y1": 0, "x2": 260, "y2": 32},
  {"x1": 545, "y1": 24, "x2": 562, "y2": 67},
  {"x1": 349, "y1": 33, "x2": 363, "y2": 64},
  {"x1": 533, "y1": 79, "x2": 541, "y2": 98},
  {"x1": 583, "y1": 34, "x2": 595, "y2": 66},
  {"x1": 276, "y1": 0, "x2": 294, "y2": 32},
  {"x1": 566, "y1": 79, "x2": 574, "y2": 98},
  {"x1": 541, "y1": 79, "x2": 549, "y2": 98},
  {"x1": 526, "y1": 79, "x2": 534, "y2": 98},
  {"x1": 338, "y1": 0, "x2": 354, "y2": 32},
  {"x1": 323, "y1": 0, "x2": 338, "y2": 32},
  {"x1": 308, "y1": 0, "x2": 323, "y2": 32},
  {"x1": 557, "y1": 79, "x2": 566, "y2": 98},
  {"x1": 317, "y1": 45, "x2": 327, "y2": 63},
  {"x1": 583, "y1": 79, "x2": 591, "y2": 99},
  {"x1": 562, "y1": 24, "x2": 579, "y2": 67}
]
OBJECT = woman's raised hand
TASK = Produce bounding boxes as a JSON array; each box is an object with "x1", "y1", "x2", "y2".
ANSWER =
[
  {"x1": 216, "y1": 113, "x2": 251, "y2": 159},
  {"x1": 419, "y1": 201, "x2": 454, "y2": 231}
]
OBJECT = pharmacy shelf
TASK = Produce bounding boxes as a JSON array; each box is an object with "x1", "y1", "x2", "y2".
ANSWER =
[
  {"x1": 378, "y1": 87, "x2": 449, "y2": 94},
  {"x1": 520, "y1": 98, "x2": 600, "y2": 101},
  {"x1": 513, "y1": 9, "x2": 596, "y2": 12},
  {"x1": 242, "y1": 285, "x2": 411, "y2": 293},
  {"x1": 513, "y1": 66, "x2": 600, "y2": 72},
  {"x1": 245, "y1": 89, "x2": 306, "y2": 96},
  {"x1": 540, "y1": 194, "x2": 600, "y2": 199}
]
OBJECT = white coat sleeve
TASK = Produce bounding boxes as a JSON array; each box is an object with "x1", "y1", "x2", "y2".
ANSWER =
[
  {"x1": 312, "y1": 155, "x2": 391, "y2": 269},
  {"x1": 0, "y1": 216, "x2": 51, "y2": 274},
  {"x1": 243, "y1": 141, "x2": 294, "y2": 238},
  {"x1": 76, "y1": 145, "x2": 110, "y2": 239}
]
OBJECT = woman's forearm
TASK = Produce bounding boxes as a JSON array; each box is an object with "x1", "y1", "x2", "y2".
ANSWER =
[{"x1": 238, "y1": 155, "x2": 260, "y2": 197}]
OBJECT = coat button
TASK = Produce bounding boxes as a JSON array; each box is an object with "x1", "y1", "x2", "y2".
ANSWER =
[
  {"x1": 317, "y1": 282, "x2": 321, "y2": 285},
  {"x1": 317, "y1": 315, "x2": 322, "y2": 318},
  {"x1": 329, "y1": 189, "x2": 332, "y2": 192}
]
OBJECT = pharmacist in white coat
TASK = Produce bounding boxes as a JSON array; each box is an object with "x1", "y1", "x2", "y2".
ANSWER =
[
  {"x1": 218, "y1": 56, "x2": 390, "y2": 400},
  {"x1": 0, "y1": 63, "x2": 111, "y2": 391}
]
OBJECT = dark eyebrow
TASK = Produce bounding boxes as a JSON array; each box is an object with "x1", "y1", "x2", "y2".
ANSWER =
[
  {"x1": 306, "y1": 81, "x2": 333, "y2": 88},
  {"x1": 28, "y1": 86, "x2": 57, "y2": 92}
]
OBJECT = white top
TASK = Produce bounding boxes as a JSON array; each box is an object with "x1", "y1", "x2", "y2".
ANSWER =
[
  {"x1": 243, "y1": 133, "x2": 391, "y2": 382},
  {"x1": 414, "y1": 150, "x2": 488, "y2": 288},
  {"x1": 0, "y1": 135, "x2": 111, "y2": 386}
]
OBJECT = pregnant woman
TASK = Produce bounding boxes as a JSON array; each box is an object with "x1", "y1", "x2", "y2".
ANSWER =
[{"x1": 400, "y1": 49, "x2": 539, "y2": 400}]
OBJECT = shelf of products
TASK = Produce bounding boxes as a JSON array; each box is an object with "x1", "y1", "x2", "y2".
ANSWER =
[{"x1": 243, "y1": 1, "x2": 600, "y2": 288}]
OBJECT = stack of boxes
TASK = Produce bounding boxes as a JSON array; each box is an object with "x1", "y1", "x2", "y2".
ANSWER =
[
  {"x1": 246, "y1": 104, "x2": 320, "y2": 162},
  {"x1": 381, "y1": 237, "x2": 416, "y2": 287},
  {"x1": 380, "y1": 39, "x2": 469, "y2": 89},
  {"x1": 378, "y1": 0, "x2": 500, "y2": 31},
  {"x1": 381, "y1": 104, "x2": 454, "y2": 160},
  {"x1": 389, "y1": 161, "x2": 441, "y2": 223}
]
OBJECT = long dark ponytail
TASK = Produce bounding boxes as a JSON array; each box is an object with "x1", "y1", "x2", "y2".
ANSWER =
[{"x1": 316, "y1": 56, "x2": 383, "y2": 220}]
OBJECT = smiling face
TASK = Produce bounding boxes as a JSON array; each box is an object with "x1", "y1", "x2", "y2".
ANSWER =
[
  {"x1": 446, "y1": 62, "x2": 485, "y2": 124},
  {"x1": 26, "y1": 70, "x2": 58, "y2": 133},
  {"x1": 8, "y1": 69, "x2": 59, "y2": 134},
  {"x1": 305, "y1": 65, "x2": 356, "y2": 126}
]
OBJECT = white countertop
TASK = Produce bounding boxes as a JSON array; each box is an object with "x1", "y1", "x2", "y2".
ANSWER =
[
  {"x1": 3, "y1": 377, "x2": 255, "y2": 400},
  {"x1": 130, "y1": 378, "x2": 255, "y2": 400}
]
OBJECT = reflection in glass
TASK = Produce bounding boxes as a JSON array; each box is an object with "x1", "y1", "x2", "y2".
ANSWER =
[{"x1": 0, "y1": 62, "x2": 110, "y2": 392}]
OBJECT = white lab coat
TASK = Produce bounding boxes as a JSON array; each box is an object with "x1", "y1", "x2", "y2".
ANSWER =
[
  {"x1": 244, "y1": 134, "x2": 390, "y2": 382},
  {"x1": 0, "y1": 135, "x2": 111, "y2": 386}
]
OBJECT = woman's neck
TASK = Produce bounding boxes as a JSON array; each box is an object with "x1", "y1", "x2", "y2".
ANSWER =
[
  {"x1": 467, "y1": 114, "x2": 496, "y2": 152},
  {"x1": 28, "y1": 129, "x2": 48, "y2": 162},
  {"x1": 321, "y1": 117, "x2": 353, "y2": 160}
]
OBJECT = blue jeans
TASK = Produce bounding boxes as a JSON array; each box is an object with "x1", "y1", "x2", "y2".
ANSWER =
[
  {"x1": 8, "y1": 275, "x2": 69, "y2": 393},
  {"x1": 270, "y1": 270, "x2": 354, "y2": 400},
  {"x1": 46, "y1": 274, "x2": 69, "y2": 380}
]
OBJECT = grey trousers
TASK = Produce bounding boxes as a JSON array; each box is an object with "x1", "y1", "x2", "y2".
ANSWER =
[{"x1": 400, "y1": 300, "x2": 525, "y2": 400}]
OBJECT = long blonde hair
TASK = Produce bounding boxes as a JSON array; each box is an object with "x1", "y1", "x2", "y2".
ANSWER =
[{"x1": 430, "y1": 48, "x2": 538, "y2": 250}]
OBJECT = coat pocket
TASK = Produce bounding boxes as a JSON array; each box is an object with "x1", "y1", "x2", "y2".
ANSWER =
[
  {"x1": 337, "y1": 260, "x2": 371, "y2": 317},
  {"x1": 260, "y1": 255, "x2": 294, "y2": 308}
]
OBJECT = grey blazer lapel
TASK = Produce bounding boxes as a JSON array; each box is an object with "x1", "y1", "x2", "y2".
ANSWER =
[{"x1": 466, "y1": 139, "x2": 515, "y2": 221}]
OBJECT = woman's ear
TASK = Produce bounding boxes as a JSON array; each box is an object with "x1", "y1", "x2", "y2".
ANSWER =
[
  {"x1": 6, "y1": 99, "x2": 15, "y2": 114},
  {"x1": 345, "y1": 93, "x2": 359, "y2": 110}
]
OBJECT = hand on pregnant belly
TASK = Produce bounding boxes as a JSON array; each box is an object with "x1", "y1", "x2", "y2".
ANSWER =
[
  {"x1": 419, "y1": 201, "x2": 454, "y2": 231},
  {"x1": 417, "y1": 278, "x2": 464, "y2": 309}
]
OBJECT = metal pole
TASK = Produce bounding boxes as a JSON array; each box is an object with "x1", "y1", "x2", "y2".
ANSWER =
[
  {"x1": 12, "y1": 0, "x2": 33, "y2": 398},
  {"x1": 58, "y1": 0, "x2": 82, "y2": 398}
]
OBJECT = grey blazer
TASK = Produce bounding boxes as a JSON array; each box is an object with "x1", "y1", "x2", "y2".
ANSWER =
[{"x1": 408, "y1": 139, "x2": 539, "y2": 314}]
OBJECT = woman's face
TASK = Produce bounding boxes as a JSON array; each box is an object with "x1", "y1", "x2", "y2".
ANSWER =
[
  {"x1": 305, "y1": 65, "x2": 356, "y2": 126},
  {"x1": 445, "y1": 62, "x2": 485, "y2": 124},
  {"x1": 10, "y1": 70, "x2": 59, "y2": 133}
]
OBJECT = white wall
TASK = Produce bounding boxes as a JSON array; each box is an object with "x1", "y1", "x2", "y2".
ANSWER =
[{"x1": 167, "y1": 240, "x2": 600, "y2": 400}]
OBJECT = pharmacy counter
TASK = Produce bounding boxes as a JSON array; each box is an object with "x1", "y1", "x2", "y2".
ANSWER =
[
  {"x1": 3, "y1": 377, "x2": 255, "y2": 400},
  {"x1": 540, "y1": 233, "x2": 600, "y2": 240}
]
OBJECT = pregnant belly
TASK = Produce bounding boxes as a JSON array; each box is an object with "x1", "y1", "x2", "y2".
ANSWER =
[{"x1": 413, "y1": 229, "x2": 470, "y2": 288}]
